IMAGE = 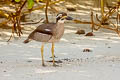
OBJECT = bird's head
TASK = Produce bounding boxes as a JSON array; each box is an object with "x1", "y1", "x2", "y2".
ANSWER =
[{"x1": 56, "y1": 12, "x2": 73, "y2": 23}]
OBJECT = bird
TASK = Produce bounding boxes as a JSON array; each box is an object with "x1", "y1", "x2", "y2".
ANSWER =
[{"x1": 23, "y1": 12, "x2": 73, "y2": 66}]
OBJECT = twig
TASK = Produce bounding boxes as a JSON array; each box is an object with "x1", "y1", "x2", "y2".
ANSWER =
[
  {"x1": 74, "y1": 19, "x2": 118, "y2": 31},
  {"x1": 91, "y1": 11, "x2": 94, "y2": 32},
  {"x1": 21, "y1": 18, "x2": 44, "y2": 25},
  {"x1": 45, "y1": 0, "x2": 49, "y2": 23}
]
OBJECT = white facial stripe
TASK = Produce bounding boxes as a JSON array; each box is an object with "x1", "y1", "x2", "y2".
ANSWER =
[{"x1": 56, "y1": 14, "x2": 62, "y2": 18}]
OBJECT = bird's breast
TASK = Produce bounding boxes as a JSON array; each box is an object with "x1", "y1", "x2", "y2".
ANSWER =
[{"x1": 55, "y1": 24, "x2": 64, "y2": 39}]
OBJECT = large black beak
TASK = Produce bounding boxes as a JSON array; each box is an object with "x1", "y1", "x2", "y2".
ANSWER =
[{"x1": 66, "y1": 16, "x2": 73, "y2": 20}]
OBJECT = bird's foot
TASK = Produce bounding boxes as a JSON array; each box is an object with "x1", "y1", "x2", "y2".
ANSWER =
[
  {"x1": 42, "y1": 63, "x2": 46, "y2": 67},
  {"x1": 50, "y1": 55, "x2": 57, "y2": 58},
  {"x1": 53, "y1": 63, "x2": 59, "y2": 67}
]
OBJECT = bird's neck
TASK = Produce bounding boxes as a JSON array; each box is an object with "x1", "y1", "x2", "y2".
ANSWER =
[
  {"x1": 56, "y1": 19, "x2": 65, "y2": 23},
  {"x1": 56, "y1": 21, "x2": 64, "y2": 29},
  {"x1": 57, "y1": 21, "x2": 64, "y2": 26}
]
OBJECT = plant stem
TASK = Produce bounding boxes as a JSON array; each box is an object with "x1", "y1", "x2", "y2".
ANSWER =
[
  {"x1": 45, "y1": 0, "x2": 49, "y2": 23},
  {"x1": 101, "y1": 0, "x2": 104, "y2": 17}
]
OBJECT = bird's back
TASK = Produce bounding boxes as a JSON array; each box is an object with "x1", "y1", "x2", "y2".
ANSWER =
[{"x1": 24, "y1": 22, "x2": 64, "y2": 43}]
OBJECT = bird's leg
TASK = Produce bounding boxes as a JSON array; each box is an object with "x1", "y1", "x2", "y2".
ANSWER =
[
  {"x1": 51, "y1": 42, "x2": 56, "y2": 66},
  {"x1": 41, "y1": 43, "x2": 45, "y2": 66}
]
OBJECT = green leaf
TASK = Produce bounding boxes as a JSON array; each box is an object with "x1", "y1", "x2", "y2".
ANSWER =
[
  {"x1": 15, "y1": 0, "x2": 21, "y2": 2},
  {"x1": 27, "y1": 0, "x2": 34, "y2": 9}
]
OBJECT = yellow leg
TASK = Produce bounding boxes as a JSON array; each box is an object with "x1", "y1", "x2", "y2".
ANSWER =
[
  {"x1": 41, "y1": 43, "x2": 45, "y2": 66},
  {"x1": 51, "y1": 42, "x2": 56, "y2": 66}
]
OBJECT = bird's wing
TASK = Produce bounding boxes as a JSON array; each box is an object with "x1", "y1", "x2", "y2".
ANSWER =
[{"x1": 35, "y1": 23, "x2": 57, "y2": 36}]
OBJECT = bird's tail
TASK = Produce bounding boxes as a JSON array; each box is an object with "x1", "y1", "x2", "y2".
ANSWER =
[{"x1": 23, "y1": 39, "x2": 30, "y2": 44}]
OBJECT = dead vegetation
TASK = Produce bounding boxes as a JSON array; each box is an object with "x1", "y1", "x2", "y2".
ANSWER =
[
  {"x1": 73, "y1": 1, "x2": 120, "y2": 37},
  {"x1": 0, "y1": 0, "x2": 120, "y2": 41},
  {"x1": 0, "y1": 0, "x2": 64, "y2": 41}
]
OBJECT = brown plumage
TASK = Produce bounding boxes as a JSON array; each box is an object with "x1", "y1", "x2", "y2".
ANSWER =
[
  {"x1": 24, "y1": 23, "x2": 64, "y2": 43},
  {"x1": 24, "y1": 12, "x2": 73, "y2": 66}
]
